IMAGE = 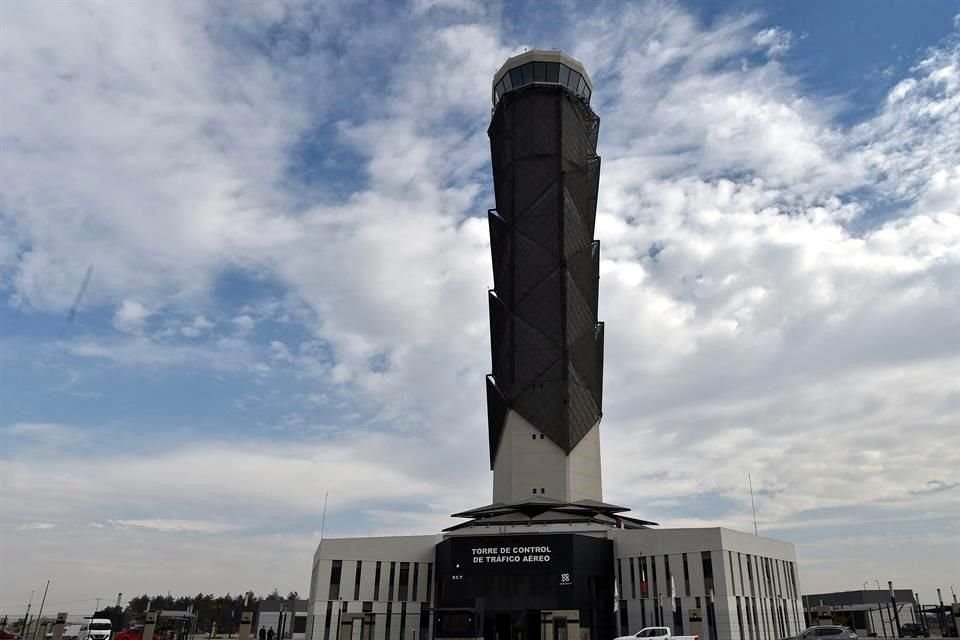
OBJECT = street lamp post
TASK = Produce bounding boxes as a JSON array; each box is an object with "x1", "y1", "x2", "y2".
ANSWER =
[
  {"x1": 30, "y1": 580, "x2": 50, "y2": 640},
  {"x1": 915, "y1": 593, "x2": 927, "y2": 634},
  {"x1": 874, "y1": 581, "x2": 889, "y2": 638},
  {"x1": 937, "y1": 589, "x2": 946, "y2": 637},
  {"x1": 23, "y1": 592, "x2": 34, "y2": 637},
  {"x1": 889, "y1": 582, "x2": 901, "y2": 639}
]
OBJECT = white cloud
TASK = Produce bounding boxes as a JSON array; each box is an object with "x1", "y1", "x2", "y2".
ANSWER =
[
  {"x1": 64, "y1": 335, "x2": 255, "y2": 370},
  {"x1": 232, "y1": 314, "x2": 256, "y2": 333},
  {"x1": 412, "y1": 0, "x2": 484, "y2": 15},
  {"x1": 181, "y1": 314, "x2": 215, "y2": 337},
  {"x1": 753, "y1": 27, "x2": 793, "y2": 57},
  {"x1": 1, "y1": 435, "x2": 467, "y2": 528},
  {"x1": 107, "y1": 519, "x2": 238, "y2": 534},
  {"x1": 0, "y1": 1, "x2": 309, "y2": 312},
  {"x1": 17, "y1": 522, "x2": 56, "y2": 531},
  {"x1": 269, "y1": 340, "x2": 293, "y2": 361},
  {"x1": 852, "y1": 39, "x2": 960, "y2": 213},
  {"x1": 112, "y1": 300, "x2": 151, "y2": 333},
  {"x1": 1, "y1": 422, "x2": 84, "y2": 448}
]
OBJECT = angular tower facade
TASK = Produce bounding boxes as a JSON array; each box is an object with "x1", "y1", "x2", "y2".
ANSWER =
[
  {"x1": 306, "y1": 52, "x2": 802, "y2": 640},
  {"x1": 486, "y1": 51, "x2": 604, "y2": 504}
]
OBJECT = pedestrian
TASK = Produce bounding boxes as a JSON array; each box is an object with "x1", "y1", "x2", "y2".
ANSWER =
[
  {"x1": 267, "y1": 627, "x2": 274, "y2": 640},
  {"x1": 259, "y1": 629, "x2": 266, "y2": 640}
]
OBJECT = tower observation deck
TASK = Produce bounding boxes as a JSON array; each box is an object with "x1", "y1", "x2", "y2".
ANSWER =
[{"x1": 485, "y1": 50, "x2": 605, "y2": 505}]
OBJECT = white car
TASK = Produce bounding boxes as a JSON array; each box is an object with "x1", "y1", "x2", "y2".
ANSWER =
[{"x1": 615, "y1": 627, "x2": 700, "y2": 640}]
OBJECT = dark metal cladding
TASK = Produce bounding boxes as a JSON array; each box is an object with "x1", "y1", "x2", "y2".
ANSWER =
[
  {"x1": 486, "y1": 83, "x2": 603, "y2": 467},
  {"x1": 485, "y1": 376, "x2": 509, "y2": 466}
]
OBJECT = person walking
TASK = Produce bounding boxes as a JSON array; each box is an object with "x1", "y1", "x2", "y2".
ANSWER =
[
  {"x1": 259, "y1": 628, "x2": 266, "y2": 640},
  {"x1": 267, "y1": 627, "x2": 275, "y2": 640}
]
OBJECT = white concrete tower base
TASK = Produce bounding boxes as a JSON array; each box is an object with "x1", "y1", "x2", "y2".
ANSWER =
[{"x1": 492, "y1": 410, "x2": 603, "y2": 503}]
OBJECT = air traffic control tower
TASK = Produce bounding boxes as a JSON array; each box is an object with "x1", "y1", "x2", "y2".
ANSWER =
[
  {"x1": 305, "y1": 51, "x2": 803, "y2": 640},
  {"x1": 486, "y1": 51, "x2": 605, "y2": 505}
]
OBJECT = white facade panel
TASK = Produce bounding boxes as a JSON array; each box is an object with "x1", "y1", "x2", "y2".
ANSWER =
[
  {"x1": 359, "y1": 560, "x2": 376, "y2": 602},
  {"x1": 371, "y1": 603, "x2": 387, "y2": 640},
  {"x1": 413, "y1": 562, "x2": 426, "y2": 602},
  {"x1": 493, "y1": 411, "x2": 602, "y2": 503},
  {"x1": 688, "y1": 551, "x2": 706, "y2": 599},
  {"x1": 717, "y1": 597, "x2": 740, "y2": 640},
  {"x1": 387, "y1": 613, "x2": 401, "y2": 640}
]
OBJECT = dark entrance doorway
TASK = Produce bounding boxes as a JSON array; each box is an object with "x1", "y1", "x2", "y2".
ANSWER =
[
  {"x1": 551, "y1": 617, "x2": 567, "y2": 640},
  {"x1": 482, "y1": 611, "x2": 541, "y2": 640},
  {"x1": 435, "y1": 534, "x2": 615, "y2": 640}
]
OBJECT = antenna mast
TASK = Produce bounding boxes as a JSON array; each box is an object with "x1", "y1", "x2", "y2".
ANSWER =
[
  {"x1": 749, "y1": 473, "x2": 758, "y2": 535},
  {"x1": 319, "y1": 491, "x2": 329, "y2": 541}
]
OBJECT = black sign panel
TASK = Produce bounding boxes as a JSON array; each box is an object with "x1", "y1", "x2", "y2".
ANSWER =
[
  {"x1": 446, "y1": 534, "x2": 573, "y2": 577},
  {"x1": 436, "y1": 533, "x2": 613, "y2": 615}
]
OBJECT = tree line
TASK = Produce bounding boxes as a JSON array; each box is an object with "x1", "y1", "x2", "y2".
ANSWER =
[{"x1": 96, "y1": 590, "x2": 300, "y2": 634}]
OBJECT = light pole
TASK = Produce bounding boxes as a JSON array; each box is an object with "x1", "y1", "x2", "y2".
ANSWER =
[
  {"x1": 913, "y1": 593, "x2": 930, "y2": 631},
  {"x1": 31, "y1": 581, "x2": 50, "y2": 640},
  {"x1": 23, "y1": 592, "x2": 34, "y2": 637},
  {"x1": 937, "y1": 589, "x2": 946, "y2": 637},
  {"x1": 873, "y1": 581, "x2": 890, "y2": 638},
  {"x1": 889, "y1": 581, "x2": 901, "y2": 639}
]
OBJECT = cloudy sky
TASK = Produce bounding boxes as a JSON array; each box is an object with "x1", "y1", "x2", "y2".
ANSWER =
[{"x1": 1, "y1": 0, "x2": 959, "y2": 612}]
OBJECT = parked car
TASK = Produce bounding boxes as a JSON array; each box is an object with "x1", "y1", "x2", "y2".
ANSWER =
[
  {"x1": 615, "y1": 627, "x2": 700, "y2": 640},
  {"x1": 114, "y1": 628, "x2": 163, "y2": 640},
  {"x1": 797, "y1": 626, "x2": 857, "y2": 640},
  {"x1": 899, "y1": 624, "x2": 929, "y2": 638},
  {"x1": 1, "y1": 630, "x2": 19, "y2": 640}
]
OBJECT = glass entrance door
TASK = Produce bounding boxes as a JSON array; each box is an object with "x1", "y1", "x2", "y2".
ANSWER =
[{"x1": 552, "y1": 618, "x2": 567, "y2": 640}]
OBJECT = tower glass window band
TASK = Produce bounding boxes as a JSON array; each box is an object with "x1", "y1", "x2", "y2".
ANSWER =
[{"x1": 494, "y1": 62, "x2": 592, "y2": 106}]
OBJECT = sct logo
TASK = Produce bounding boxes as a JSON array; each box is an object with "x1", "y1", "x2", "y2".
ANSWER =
[{"x1": 560, "y1": 573, "x2": 571, "y2": 584}]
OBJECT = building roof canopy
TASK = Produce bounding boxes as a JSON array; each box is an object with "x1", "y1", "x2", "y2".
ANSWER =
[{"x1": 446, "y1": 498, "x2": 656, "y2": 532}]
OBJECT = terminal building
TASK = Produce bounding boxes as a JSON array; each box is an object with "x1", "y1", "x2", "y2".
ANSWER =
[{"x1": 305, "y1": 50, "x2": 803, "y2": 640}]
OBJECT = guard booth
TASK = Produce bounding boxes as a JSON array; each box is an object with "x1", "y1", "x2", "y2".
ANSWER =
[
  {"x1": 52, "y1": 613, "x2": 69, "y2": 640},
  {"x1": 143, "y1": 611, "x2": 160, "y2": 640},
  {"x1": 239, "y1": 612, "x2": 253, "y2": 640},
  {"x1": 816, "y1": 607, "x2": 833, "y2": 625},
  {"x1": 151, "y1": 611, "x2": 197, "y2": 640}
]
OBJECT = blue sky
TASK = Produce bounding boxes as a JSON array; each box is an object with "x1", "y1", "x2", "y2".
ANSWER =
[{"x1": 1, "y1": 0, "x2": 958, "y2": 610}]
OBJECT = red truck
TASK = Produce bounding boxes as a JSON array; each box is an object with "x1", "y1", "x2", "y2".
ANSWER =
[{"x1": 114, "y1": 628, "x2": 163, "y2": 640}]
